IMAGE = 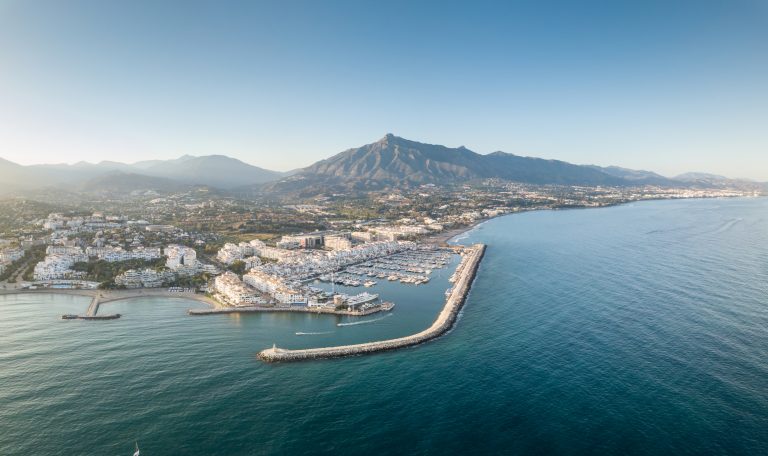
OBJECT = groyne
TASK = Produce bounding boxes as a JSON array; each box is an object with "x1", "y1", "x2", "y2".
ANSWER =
[{"x1": 257, "y1": 243, "x2": 486, "y2": 363}]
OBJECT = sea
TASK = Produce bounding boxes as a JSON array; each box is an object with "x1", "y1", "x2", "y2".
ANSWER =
[{"x1": 1, "y1": 197, "x2": 767, "y2": 455}]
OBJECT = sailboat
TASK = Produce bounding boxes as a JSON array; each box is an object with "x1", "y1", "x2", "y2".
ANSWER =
[{"x1": 133, "y1": 441, "x2": 140, "y2": 456}]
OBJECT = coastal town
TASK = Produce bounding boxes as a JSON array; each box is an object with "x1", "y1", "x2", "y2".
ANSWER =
[{"x1": 0, "y1": 181, "x2": 761, "y2": 321}]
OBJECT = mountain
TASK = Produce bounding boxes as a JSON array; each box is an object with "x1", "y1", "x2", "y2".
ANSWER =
[
  {"x1": 135, "y1": 155, "x2": 282, "y2": 189},
  {"x1": 78, "y1": 172, "x2": 191, "y2": 193},
  {"x1": 586, "y1": 165, "x2": 679, "y2": 186},
  {"x1": 0, "y1": 157, "x2": 33, "y2": 192},
  {"x1": 2, "y1": 138, "x2": 761, "y2": 196},
  {"x1": 271, "y1": 134, "x2": 626, "y2": 192},
  {"x1": 0, "y1": 155, "x2": 284, "y2": 194},
  {"x1": 673, "y1": 172, "x2": 730, "y2": 183}
]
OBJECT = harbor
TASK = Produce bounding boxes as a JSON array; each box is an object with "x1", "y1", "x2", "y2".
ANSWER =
[{"x1": 257, "y1": 243, "x2": 485, "y2": 362}]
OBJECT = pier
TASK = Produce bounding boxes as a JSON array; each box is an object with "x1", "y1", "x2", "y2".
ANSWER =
[
  {"x1": 257, "y1": 243, "x2": 486, "y2": 363},
  {"x1": 38, "y1": 289, "x2": 219, "y2": 320},
  {"x1": 60, "y1": 293, "x2": 122, "y2": 320}
]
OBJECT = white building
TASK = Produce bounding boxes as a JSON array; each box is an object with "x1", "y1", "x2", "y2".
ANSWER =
[
  {"x1": 351, "y1": 231, "x2": 376, "y2": 243},
  {"x1": 214, "y1": 272, "x2": 265, "y2": 306},
  {"x1": 33, "y1": 252, "x2": 88, "y2": 281},
  {"x1": 243, "y1": 256, "x2": 262, "y2": 270},
  {"x1": 46, "y1": 246, "x2": 83, "y2": 256},
  {"x1": 165, "y1": 244, "x2": 197, "y2": 274},
  {"x1": 258, "y1": 246, "x2": 301, "y2": 262},
  {"x1": 371, "y1": 225, "x2": 429, "y2": 240},
  {"x1": 86, "y1": 246, "x2": 162, "y2": 262},
  {"x1": 115, "y1": 268, "x2": 174, "y2": 288},
  {"x1": 216, "y1": 240, "x2": 266, "y2": 264},
  {"x1": 324, "y1": 235, "x2": 352, "y2": 251},
  {"x1": 243, "y1": 270, "x2": 307, "y2": 305}
]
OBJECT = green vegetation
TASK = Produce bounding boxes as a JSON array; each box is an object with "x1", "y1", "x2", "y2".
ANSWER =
[
  {"x1": 166, "y1": 273, "x2": 211, "y2": 289},
  {"x1": 0, "y1": 254, "x2": 28, "y2": 281},
  {"x1": 20, "y1": 246, "x2": 47, "y2": 281},
  {"x1": 228, "y1": 260, "x2": 246, "y2": 275},
  {"x1": 72, "y1": 257, "x2": 166, "y2": 283}
]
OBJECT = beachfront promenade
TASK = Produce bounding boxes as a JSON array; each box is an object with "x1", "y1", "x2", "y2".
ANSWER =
[{"x1": 257, "y1": 243, "x2": 486, "y2": 362}]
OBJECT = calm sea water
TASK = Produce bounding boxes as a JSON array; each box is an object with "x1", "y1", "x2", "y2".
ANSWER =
[{"x1": 2, "y1": 197, "x2": 767, "y2": 455}]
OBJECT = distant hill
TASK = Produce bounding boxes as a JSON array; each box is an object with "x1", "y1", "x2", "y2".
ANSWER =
[
  {"x1": 78, "y1": 172, "x2": 191, "y2": 193},
  {"x1": 673, "y1": 172, "x2": 730, "y2": 183},
  {"x1": 0, "y1": 157, "x2": 30, "y2": 191},
  {"x1": 135, "y1": 155, "x2": 282, "y2": 189},
  {"x1": 0, "y1": 155, "x2": 284, "y2": 194},
  {"x1": 586, "y1": 165, "x2": 679, "y2": 186}
]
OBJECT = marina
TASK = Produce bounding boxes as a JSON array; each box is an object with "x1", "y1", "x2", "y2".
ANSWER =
[
  {"x1": 257, "y1": 243, "x2": 485, "y2": 362},
  {"x1": 316, "y1": 246, "x2": 453, "y2": 287}
]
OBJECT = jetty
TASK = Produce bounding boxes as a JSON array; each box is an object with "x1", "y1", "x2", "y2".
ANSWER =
[
  {"x1": 58, "y1": 293, "x2": 121, "y2": 320},
  {"x1": 257, "y1": 243, "x2": 485, "y2": 363},
  {"x1": 47, "y1": 289, "x2": 218, "y2": 320}
]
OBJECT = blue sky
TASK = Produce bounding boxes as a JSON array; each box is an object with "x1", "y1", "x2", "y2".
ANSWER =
[{"x1": 0, "y1": 0, "x2": 766, "y2": 179}]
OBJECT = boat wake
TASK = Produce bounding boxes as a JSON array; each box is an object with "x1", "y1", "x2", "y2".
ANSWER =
[
  {"x1": 710, "y1": 218, "x2": 742, "y2": 235},
  {"x1": 295, "y1": 331, "x2": 333, "y2": 336},
  {"x1": 337, "y1": 313, "x2": 393, "y2": 327}
]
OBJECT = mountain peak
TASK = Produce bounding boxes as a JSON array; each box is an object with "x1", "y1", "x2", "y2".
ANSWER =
[{"x1": 378, "y1": 133, "x2": 397, "y2": 144}]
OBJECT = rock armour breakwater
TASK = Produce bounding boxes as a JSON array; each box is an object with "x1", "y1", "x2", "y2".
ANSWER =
[{"x1": 257, "y1": 243, "x2": 486, "y2": 363}]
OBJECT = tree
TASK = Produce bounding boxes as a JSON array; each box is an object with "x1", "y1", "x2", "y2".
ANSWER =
[{"x1": 228, "y1": 260, "x2": 246, "y2": 275}]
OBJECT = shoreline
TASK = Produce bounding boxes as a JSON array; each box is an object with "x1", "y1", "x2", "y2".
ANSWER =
[
  {"x1": 1, "y1": 197, "x2": 755, "y2": 324},
  {"x1": 257, "y1": 243, "x2": 486, "y2": 363},
  {"x1": 427, "y1": 194, "x2": 763, "y2": 246}
]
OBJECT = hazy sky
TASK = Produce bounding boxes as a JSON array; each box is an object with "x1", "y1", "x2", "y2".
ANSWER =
[{"x1": 0, "y1": 0, "x2": 766, "y2": 179}]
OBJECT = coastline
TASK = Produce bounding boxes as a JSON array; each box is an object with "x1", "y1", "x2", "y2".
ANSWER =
[
  {"x1": 428, "y1": 194, "x2": 763, "y2": 246},
  {"x1": 426, "y1": 219, "x2": 490, "y2": 245},
  {"x1": 1, "y1": 197, "x2": 754, "y2": 327}
]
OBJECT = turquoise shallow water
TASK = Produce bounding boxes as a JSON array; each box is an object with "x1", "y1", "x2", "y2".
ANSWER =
[{"x1": 2, "y1": 197, "x2": 768, "y2": 455}]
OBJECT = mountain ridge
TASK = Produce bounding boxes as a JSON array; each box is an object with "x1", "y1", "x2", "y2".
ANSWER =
[
  {"x1": 0, "y1": 154, "x2": 284, "y2": 192},
  {"x1": 1, "y1": 135, "x2": 762, "y2": 195}
]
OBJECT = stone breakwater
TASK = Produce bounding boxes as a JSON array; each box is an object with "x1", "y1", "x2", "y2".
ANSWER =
[{"x1": 257, "y1": 243, "x2": 486, "y2": 363}]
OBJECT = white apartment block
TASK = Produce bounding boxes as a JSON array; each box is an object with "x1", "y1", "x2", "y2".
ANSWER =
[
  {"x1": 216, "y1": 240, "x2": 266, "y2": 264},
  {"x1": 115, "y1": 268, "x2": 175, "y2": 288},
  {"x1": 351, "y1": 231, "x2": 376, "y2": 243},
  {"x1": 324, "y1": 235, "x2": 352, "y2": 251},
  {"x1": 258, "y1": 246, "x2": 301, "y2": 262},
  {"x1": 86, "y1": 246, "x2": 162, "y2": 262},
  {"x1": 243, "y1": 270, "x2": 307, "y2": 305},
  {"x1": 33, "y1": 252, "x2": 88, "y2": 281},
  {"x1": 243, "y1": 256, "x2": 262, "y2": 270},
  {"x1": 164, "y1": 245, "x2": 197, "y2": 273},
  {"x1": 46, "y1": 245, "x2": 84, "y2": 256},
  {"x1": 371, "y1": 225, "x2": 430, "y2": 240},
  {"x1": 214, "y1": 272, "x2": 265, "y2": 306}
]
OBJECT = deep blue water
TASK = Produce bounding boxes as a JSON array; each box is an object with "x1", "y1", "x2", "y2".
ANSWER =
[{"x1": 1, "y1": 197, "x2": 767, "y2": 455}]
